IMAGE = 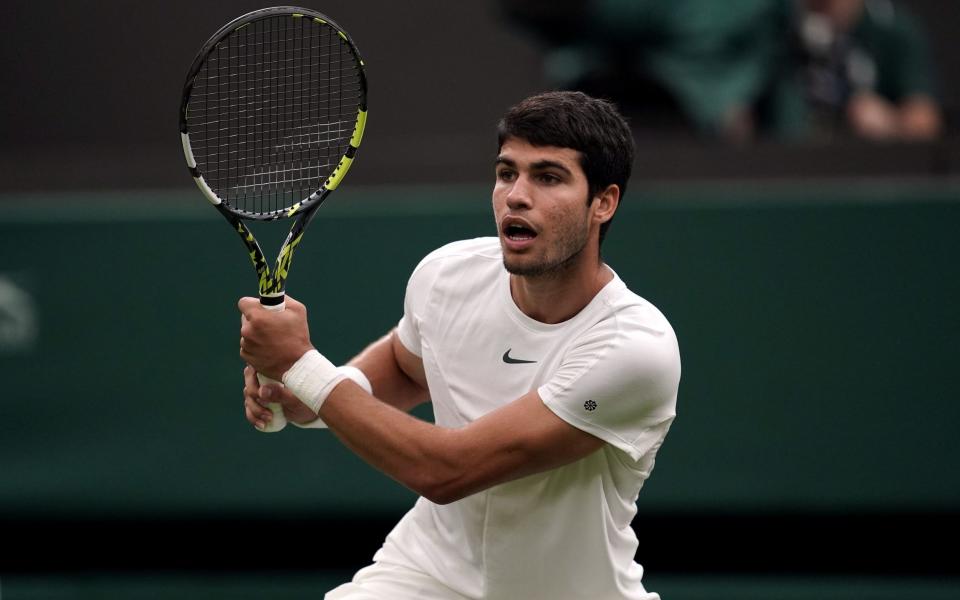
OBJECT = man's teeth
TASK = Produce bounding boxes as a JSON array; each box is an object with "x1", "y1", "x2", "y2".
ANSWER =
[{"x1": 506, "y1": 225, "x2": 535, "y2": 240}]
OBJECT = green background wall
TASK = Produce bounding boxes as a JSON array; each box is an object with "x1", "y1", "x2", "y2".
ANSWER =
[{"x1": 2, "y1": 182, "x2": 957, "y2": 518}]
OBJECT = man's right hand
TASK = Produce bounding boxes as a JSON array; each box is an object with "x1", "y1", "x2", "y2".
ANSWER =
[{"x1": 243, "y1": 364, "x2": 321, "y2": 429}]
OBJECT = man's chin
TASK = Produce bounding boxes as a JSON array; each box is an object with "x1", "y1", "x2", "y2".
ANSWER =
[
  {"x1": 502, "y1": 256, "x2": 532, "y2": 276},
  {"x1": 502, "y1": 245, "x2": 583, "y2": 279},
  {"x1": 502, "y1": 256, "x2": 549, "y2": 277}
]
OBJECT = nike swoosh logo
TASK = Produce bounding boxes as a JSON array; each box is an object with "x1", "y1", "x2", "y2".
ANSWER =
[{"x1": 502, "y1": 349, "x2": 537, "y2": 364}]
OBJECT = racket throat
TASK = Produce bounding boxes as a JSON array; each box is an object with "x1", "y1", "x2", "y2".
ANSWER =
[
  {"x1": 254, "y1": 232, "x2": 305, "y2": 301},
  {"x1": 256, "y1": 267, "x2": 287, "y2": 301}
]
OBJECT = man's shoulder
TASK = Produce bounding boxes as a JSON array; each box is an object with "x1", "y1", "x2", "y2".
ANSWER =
[
  {"x1": 593, "y1": 279, "x2": 679, "y2": 360},
  {"x1": 601, "y1": 276, "x2": 673, "y2": 330},
  {"x1": 427, "y1": 237, "x2": 502, "y2": 261},
  {"x1": 403, "y1": 237, "x2": 504, "y2": 318},
  {"x1": 412, "y1": 237, "x2": 502, "y2": 274}
]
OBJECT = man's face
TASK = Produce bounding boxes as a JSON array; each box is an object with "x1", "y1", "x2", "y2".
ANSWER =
[
  {"x1": 492, "y1": 137, "x2": 594, "y2": 278},
  {"x1": 804, "y1": 0, "x2": 864, "y2": 28}
]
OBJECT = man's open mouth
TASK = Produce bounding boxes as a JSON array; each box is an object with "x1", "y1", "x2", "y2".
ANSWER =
[{"x1": 502, "y1": 218, "x2": 537, "y2": 241}]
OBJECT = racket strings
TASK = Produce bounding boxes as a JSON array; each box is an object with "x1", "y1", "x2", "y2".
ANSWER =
[
  {"x1": 187, "y1": 14, "x2": 362, "y2": 215},
  {"x1": 186, "y1": 100, "x2": 361, "y2": 132}
]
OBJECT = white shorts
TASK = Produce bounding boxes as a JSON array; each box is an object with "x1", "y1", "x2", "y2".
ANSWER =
[{"x1": 325, "y1": 561, "x2": 472, "y2": 600}]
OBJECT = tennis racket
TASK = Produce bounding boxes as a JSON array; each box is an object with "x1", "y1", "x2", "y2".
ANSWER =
[{"x1": 179, "y1": 6, "x2": 367, "y2": 432}]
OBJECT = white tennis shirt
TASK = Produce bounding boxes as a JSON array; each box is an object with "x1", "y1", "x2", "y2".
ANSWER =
[{"x1": 383, "y1": 237, "x2": 680, "y2": 600}]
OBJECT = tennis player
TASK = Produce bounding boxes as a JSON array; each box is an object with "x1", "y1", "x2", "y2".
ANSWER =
[{"x1": 239, "y1": 91, "x2": 681, "y2": 600}]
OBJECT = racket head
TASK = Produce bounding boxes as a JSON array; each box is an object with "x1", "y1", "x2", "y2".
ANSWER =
[{"x1": 179, "y1": 7, "x2": 367, "y2": 221}]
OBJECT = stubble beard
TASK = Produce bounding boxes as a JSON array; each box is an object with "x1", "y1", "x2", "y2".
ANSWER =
[{"x1": 502, "y1": 227, "x2": 589, "y2": 280}]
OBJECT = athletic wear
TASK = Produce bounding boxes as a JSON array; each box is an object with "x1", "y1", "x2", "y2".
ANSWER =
[
  {"x1": 331, "y1": 237, "x2": 680, "y2": 600},
  {"x1": 327, "y1": 561, "x2": 473, "y2": 600}
]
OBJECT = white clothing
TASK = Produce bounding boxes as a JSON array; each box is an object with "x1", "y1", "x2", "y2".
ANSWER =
[
  {"x1": 348, "y1": 237, "x2": 680, "y2": 600},
  {"x1": 327, "y1": 561, "x2": 473, "y2": 600}
]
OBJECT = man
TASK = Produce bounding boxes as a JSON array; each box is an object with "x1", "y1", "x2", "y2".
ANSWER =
[
  {"x1": 800, "y1": 0, "x2": 942, "y2": 140},
  {"x1": 239, "y1": 91, "x2": 681, "y2": 599},
  {"x1": 499, "y1": 0, "x2": 807, "y2": 141}
]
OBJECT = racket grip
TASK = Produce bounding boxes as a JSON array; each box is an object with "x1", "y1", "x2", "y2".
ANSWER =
[{"x1": 256, "y1": 297, "x2": 287, "y2": 433}]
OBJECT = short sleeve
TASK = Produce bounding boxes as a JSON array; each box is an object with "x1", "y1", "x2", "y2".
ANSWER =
[
  {"x1": 538, "y1": 317, "x2": 681, "y2": 461},
  {"x1": 395, "y1": 248, "x2": 445, "y2": 357},
  {"x1": 396, "y1": 296, "x2": 422, "y2": 357}
]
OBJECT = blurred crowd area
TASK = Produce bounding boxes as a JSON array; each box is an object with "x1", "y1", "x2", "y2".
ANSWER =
[
  {"x1": 500, "y1": 0, "x2": 945, "y2": 143},
  {"x1": 0, "y1": 0, "x2": 955, "y2": 191}
]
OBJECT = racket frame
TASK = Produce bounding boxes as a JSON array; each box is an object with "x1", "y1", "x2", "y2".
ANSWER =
[{"x1": 178, "y1": 6, "x2": 367, "y2": 303}]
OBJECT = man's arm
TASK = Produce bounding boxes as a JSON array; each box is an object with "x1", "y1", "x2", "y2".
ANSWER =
[
  {"x1": 318, "y1": 356, "x2": 605, "y2": 505},
  {"x1": 898, "y1": 95, "x2": 942, "y2": 140},
  {"x1": 239, "y1": 296, "x2": 604, "y2": 504},
  {"x1": 243, "y1": 328, "x2": 429, "y2": 429},
  {"x1": 847, "y1": 91, "x2": 942, "y2": 141}
]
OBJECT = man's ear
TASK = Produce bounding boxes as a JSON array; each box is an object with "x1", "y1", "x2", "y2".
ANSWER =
[{"x1": 592, "y1": 184, "x2": 620, "y2": 226}]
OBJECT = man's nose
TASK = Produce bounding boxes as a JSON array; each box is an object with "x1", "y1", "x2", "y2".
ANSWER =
[{"x1": 505, "y1": 175, "x2": 533, "y2": 209}]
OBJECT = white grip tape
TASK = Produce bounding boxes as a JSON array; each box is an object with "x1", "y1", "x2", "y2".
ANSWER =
[
  {"x1": 256, "y1": 299, "x2": 287, "y2": 433},
  {"x1": 282, "y1": 349, "x2": 343, "y2": 415},
  {"x1": 293, "y1": 365, "x2": 372, "y2": 429}
]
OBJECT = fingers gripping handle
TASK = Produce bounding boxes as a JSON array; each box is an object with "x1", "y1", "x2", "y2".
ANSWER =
[{"x1": 257, "y1": 298, "x2": 287, "y2": 433}]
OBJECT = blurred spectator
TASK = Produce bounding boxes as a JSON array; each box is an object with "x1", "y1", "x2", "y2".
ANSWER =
[
  {"x1": 500, "y1": 0, "x2": 807, "y2": 141},
  {"x1": 799, "y1": 0, "x2": 943, "y2": 141}
]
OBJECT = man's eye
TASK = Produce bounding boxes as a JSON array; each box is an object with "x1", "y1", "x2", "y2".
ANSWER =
[
  {"x1": 497, "y1": 170, "x2": 516, "y2": 181},
  {"x1": 539, "y1": 173, "x2": 561, "y2": 184}
]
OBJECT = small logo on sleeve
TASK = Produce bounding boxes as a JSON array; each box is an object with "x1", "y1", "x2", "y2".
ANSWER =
[{"x1": 584, "y1": 400, "x2": 598, "y2": 412}]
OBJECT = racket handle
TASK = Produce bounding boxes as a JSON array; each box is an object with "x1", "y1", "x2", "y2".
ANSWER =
[{"x1": 256, "y1": 297, "x2": 287, "y2": 433}]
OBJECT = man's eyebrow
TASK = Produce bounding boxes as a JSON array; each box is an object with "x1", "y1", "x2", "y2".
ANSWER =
[
  {"x1": 494, "y1": 157, "x2": 574, "y2": 175},
  {"x1": 530, "y1": 160, "x2": 573, "y2": 175}
]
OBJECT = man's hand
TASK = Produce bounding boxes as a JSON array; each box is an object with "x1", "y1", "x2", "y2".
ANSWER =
[
  {"x1": 848, "y1": 92, "x2": 900, "y2": 140},
  {"x1": 238, "y1": 295, "x2": 314, "y2": 380},
  {"x1": 243, "y1": 364, "x2": 320, "y2": 429}
]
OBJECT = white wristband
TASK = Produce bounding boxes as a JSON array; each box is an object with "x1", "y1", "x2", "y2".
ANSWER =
[
  {"x1": 292, "y1": 365, "x2": 372, "y2": 429},
  {"x1": 281, "y1": 349, "x2": 343, "y2": 415},
  {"x1": 337, "y1": 365, "x2": 373, "y2": 394}
]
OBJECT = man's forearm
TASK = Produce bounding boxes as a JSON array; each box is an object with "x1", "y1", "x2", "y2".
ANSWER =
[
  {"x1": 315, "y1": 380, "x2": 604, "y2": 506},
  {"x1": 318, "y1": 379, "x2": 459, "y2": 503}
]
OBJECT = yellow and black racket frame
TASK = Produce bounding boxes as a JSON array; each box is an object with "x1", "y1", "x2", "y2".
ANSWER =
[{"x1": 178, "y1": 6, "x2": 368, "y2": 304}]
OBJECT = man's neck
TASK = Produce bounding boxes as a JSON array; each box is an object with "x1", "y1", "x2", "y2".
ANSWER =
[{"x1": 510, "y1": 260, "x2": 613, "y2": 324}]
